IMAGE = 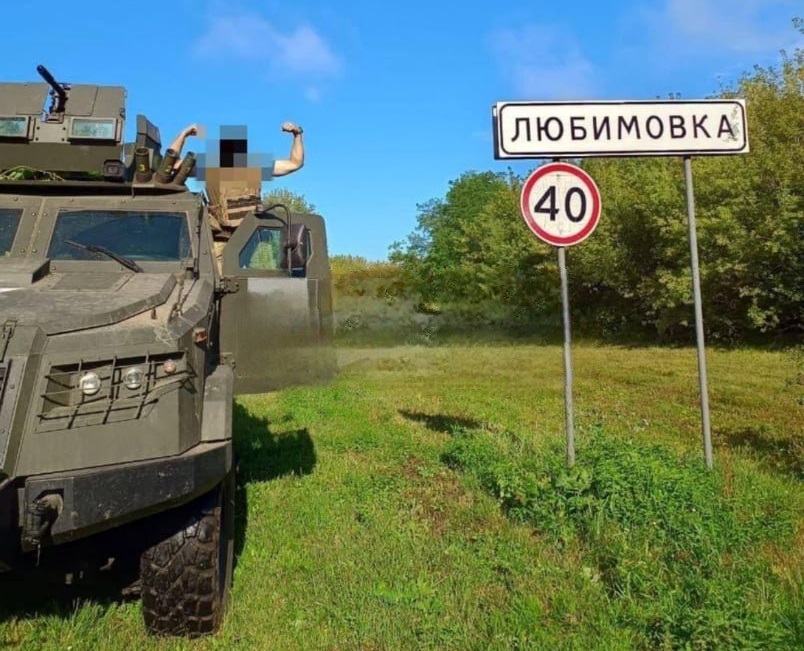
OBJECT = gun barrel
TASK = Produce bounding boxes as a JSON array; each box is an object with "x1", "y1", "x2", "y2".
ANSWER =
[
  {"x1": 36, "y1": 65, "x2": 65, "y2": 95},
  {"x1": 36, "y1": 64, "x2": 67, "y2": 112}
]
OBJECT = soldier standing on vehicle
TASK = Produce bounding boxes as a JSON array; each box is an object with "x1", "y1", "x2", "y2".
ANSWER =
[{"x1": 173, "y1": 122, "x2": 305, "y2": 271}]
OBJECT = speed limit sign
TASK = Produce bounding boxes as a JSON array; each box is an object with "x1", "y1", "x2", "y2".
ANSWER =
[{"x1": 520, "y1": 162, "x2": 602, "y2": 246}]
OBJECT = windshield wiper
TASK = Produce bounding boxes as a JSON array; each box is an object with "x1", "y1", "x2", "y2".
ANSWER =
[{"x1": 64, "y1": 240, "x2": 144, "y2": 273}]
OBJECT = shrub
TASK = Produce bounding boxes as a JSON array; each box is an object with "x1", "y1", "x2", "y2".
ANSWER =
[{"x1": 443, "y1": 427, "x2": 801, "y2": 650}]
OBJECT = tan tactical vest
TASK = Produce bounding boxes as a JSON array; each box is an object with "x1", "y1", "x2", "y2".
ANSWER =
[{"x1": 204, "y1": 167, "x2": 263, "y2": 241}]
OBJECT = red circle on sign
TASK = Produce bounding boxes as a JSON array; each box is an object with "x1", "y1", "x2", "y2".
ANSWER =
[{"x1": 520, "y1": 162, "x2": 602, "y2": 247}]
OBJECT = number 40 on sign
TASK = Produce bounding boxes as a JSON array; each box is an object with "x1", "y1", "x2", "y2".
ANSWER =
[
  {"x1": 518, "y1": 160, "x2": 602, "y2": 467},
  {"x1": 520, "y1": 162, "x2": 602, "y2": 247}
]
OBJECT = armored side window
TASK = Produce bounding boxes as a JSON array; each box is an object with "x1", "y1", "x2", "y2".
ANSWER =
[
  {"x1": 238, "y1": 226, "x2": 310, "y2": 276},
  {"x1": 0, "y1": 209, "x2": 22, "y2": 256},
  {"x1": 0, "y1": 117, "x2": 30, "y2": 139},
  {"x1": 238, "y1": 227, "x2": 283, "y2": 270},
  {"x1": 68, "y1": 118, "x2": 118, "y2": 141}
]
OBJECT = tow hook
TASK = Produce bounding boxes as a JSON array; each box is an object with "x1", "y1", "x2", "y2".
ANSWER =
[{"x1": 22, "y1": 493, "x2": 63, "y2": 547}]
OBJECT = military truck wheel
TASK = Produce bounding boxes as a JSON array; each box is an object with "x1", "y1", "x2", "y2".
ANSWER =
[{"x1": 139, "y1": 470, "x2": 235, "y2": 638}]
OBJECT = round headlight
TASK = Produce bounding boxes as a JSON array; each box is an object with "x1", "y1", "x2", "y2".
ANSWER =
[
  {"x1": 124, "y1": 367, "x2": 144, "y2": 390},
  {"x1": 79, "y1": 372, "x2": 101, "y2": 396}
]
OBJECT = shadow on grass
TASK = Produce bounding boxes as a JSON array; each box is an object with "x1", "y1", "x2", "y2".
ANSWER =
[
  {"x1": 232, "y1": 401, "x2": 316, "y2": 565},
  {"x1": 0, "y1": 401, "x2": 317, "y2": 632},
  {"x1": 719, "y1": 427, "x2": 803, "y2": 479},
  {"x1": 399, "y1": 409, "x2": 482, "y2": 434}
]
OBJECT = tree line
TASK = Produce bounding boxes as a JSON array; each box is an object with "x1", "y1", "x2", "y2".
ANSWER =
[
  {"x1": 386, "y1": 44, "x2": 802, "y2": 343},
  {"x1": 270, "y1": 40, "x2": 801, "y2": 344}
]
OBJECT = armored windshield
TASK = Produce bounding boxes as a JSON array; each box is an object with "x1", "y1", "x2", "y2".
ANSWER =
[
  {"x1": 47, "y1": 210, "x2": 191, "y2": 262},
  {"x1": 0, "y1": 209, "x2": 21, "y2": 256}
]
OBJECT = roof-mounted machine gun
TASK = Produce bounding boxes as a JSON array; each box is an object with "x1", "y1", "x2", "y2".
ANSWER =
[
  {"x1": 36, "y1": 64, "x2": 70, "y2": 123},
  {"x1": 0, "y1": 65, "x2": 194, "y2": 188},
  {"x1": 0, "y1": 64, "x2": 126, "y2": 178}
]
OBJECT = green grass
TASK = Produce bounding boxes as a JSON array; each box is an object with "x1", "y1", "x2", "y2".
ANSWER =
[{"x1": 1, "y1": 342, "x2": 801, "y2": 650}]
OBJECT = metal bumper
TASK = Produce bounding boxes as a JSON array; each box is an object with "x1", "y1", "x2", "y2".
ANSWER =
[{"x1": 12, "y1": 440, "x2": 232, "y2": 553}]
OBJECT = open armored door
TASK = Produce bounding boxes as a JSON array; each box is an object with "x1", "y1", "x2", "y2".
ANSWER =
[{"x1": 218, "y1": 210, "x2": 337, "y2": 395}]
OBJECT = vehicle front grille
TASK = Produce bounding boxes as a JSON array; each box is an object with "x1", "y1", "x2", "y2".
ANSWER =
[{"x1": 38, "y1": 352, "x2": 191, "y2": 431}]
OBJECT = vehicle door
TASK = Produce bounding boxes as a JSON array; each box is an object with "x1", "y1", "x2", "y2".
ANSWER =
[{"x1": 218, "y1": 210, "x2": 336, "y2": 395}]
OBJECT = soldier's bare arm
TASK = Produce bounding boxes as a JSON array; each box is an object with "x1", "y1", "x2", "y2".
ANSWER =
[
  {"x1": 169, "y1": 124, "x2": 199, "y2": 169},
  {"x1": 272, "y1": 122, "x2": 304, "y2": 177}
]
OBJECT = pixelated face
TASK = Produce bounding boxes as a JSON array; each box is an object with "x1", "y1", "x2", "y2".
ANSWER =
[
  {"x1": 195, "y1": 125, "x2": 275, "y2": 186},
  {"x1": 220, "y1": 135, "x2": 247, "y2": 168}
]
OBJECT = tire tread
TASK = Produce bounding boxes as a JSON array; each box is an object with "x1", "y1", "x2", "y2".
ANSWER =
[{"x1": 140, "y1": 493, "x2": 224, "y2": 638}]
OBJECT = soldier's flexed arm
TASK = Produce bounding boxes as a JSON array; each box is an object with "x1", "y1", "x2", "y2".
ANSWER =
[
  {"x1": 272, "y1": 122, "x2": 304, "y2": 177},
  {"x1": 169, "y1": 124, "x2": 199, "y2": 169}
]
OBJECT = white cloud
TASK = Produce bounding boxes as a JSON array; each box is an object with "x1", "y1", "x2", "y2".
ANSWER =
[
  {"x1": 192, "y1": 7, "x2": 342, "y2": 78},
  {"x1": 489, "y1": 25, "x2": 597, "y2": 100},
  {"x1": 649, "y1": 0, "x2": 801, "y2": 54}
]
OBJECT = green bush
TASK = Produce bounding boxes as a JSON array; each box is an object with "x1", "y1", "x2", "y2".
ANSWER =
[{"x1": 443, "y1": 427, "x2": 801, "y2": 650}]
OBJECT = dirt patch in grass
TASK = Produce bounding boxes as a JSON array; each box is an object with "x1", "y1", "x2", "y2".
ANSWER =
[{"x1": 398, "y1": 456, "x2": 478, "y2": 537}]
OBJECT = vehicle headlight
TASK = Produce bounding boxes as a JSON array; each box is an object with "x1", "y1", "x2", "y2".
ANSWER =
[
  {"x1": 79, "y1": 372, "x2": 101, "y2": 396},
  {"x1": 124, "y1": 367, "x2": 144, "y2": 390}
]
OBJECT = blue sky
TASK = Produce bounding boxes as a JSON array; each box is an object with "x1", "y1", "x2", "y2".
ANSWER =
[{"x1": 1, "y1": 0, "x2": 799, "y2": 260}]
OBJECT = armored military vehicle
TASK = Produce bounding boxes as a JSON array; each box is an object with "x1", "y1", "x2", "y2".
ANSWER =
[{"x1": 0, "y1": 66, "x2": 335, "y2": 637}]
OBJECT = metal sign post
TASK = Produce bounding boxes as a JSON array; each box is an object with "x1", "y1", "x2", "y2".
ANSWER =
[
  {"x1": 683, "y1": 155, "x2": 713, "y2": 469},
  {"x1": 519, "y1": 162, "x2": 602, "y2": 467},
  {"x1": 557, "y1": 245, "x2": 575, "y2": 466},
  {"x1": 494, "y1": 97, "x2": 750, "y2": 470}
]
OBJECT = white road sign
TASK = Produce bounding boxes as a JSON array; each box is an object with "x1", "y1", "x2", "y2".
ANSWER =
[
  {"x1": 493, "y1": 100, "x2": 749, "y2": 159},
  {"x1": 520, "y1": 162, "x2": 601, "y2": 247}
]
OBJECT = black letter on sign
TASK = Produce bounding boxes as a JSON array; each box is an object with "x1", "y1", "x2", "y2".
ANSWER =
[
  {"x1": 618, "y1": 116, "x2": 641, "y2": 140},
  {"x1": 533, "y1": 186, "x2": 558, "y2": 221},
  {"x1": 593, "y1": 117, "x2": 611, "y2": 140},
  {"x1": 718, "y1": 116, "x2": 736, "y2": 138},
  {"x1": 512, "y1": 118, "x2": 531, "y2": 142},
  {"x1": 565, "y1": 187, "x2": 586, "y2": 223},
  {"x1": 693, "y1": 115, "x2": 711, "y2": 138},
  {"x1": 536, "y1": 117, "x2": 564, "y2": 142},
  {"x1": 646, "y1": 115, "x2": 664, "y2": 139},
  {"x1": 570, "y1": 116, "x2": 588, "y2": 140},
  {"x1": 669, "y1": 115, "x2": 687, "y2": 139}
]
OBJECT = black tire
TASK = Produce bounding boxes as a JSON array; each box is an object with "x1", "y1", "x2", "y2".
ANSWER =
[{"x1": 139, "y1": 470, "x2": 235, "y2": 638}]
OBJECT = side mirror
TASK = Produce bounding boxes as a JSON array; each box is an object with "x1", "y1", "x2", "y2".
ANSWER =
[{"x1": 283, "y1": 223, "x2": 310, "y2": 270}]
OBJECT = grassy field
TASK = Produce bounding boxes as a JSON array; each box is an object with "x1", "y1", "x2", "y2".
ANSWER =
[{"x1": 1, "y1": 341, "x2": 802, "y2": 650}]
